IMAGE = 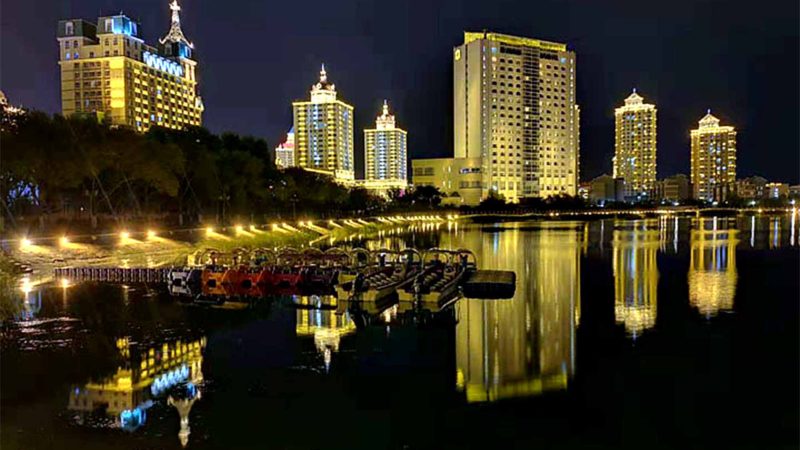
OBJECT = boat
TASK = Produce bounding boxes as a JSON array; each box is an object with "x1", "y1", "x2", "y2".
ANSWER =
[
  {"x1": 351, "y1": 248, "x2": 422, "y2": 302},
  {"x1": 398, "y1": 248, "x2": 476, "y2": 304}
]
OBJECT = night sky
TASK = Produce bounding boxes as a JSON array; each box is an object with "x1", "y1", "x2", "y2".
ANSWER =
[{"x1": 2, "y1": 0, "x2": 798, "y2": 183}]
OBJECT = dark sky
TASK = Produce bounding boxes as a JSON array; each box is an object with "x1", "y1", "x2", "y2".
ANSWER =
[{"x1": 2, "y1": 0, "x2": 798, "y2": 183}]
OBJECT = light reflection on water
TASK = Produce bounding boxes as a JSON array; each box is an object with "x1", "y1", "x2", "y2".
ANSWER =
[{"x1": 1, "y1": 214, "x2": 797, "y2": 448}]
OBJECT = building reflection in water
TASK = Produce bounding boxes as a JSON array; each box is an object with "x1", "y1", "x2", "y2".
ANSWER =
[
  {"x1": 612, "y1": 222, "x2": 659, "y2": 338},
  {"x1": 68, "y1": 337, "x2": 205, "y2": 445},
  {"x1": 688, "y1": 219, "x2": 738, "y2": 317},
  {"x1": 295, "y1": 298, "x2": 356, "y2": 372},
  {"x1": 443, "y1": 223, "x2": 580, "y2": 402}
]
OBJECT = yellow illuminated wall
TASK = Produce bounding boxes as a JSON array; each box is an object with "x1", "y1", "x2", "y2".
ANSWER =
[
  {"x1": 690, "y1": 112, "x2": 736, "y2": 201},
  {"x1": 612, "y1": 224, "x2": 659, "y2": 337},
  {"x1": 292, "y1": 66, "x2": 355, "y2": 182},
  {"x1": 688, "y1": 223, "x2": 738, "y2": 317},
  {"x1": 613, "y1": 90, "x2": 657, "y2": 198},
  {"x1": 443, "y1": 223, "x2": 580, "y2": 402},
  {"x1": 454, "y1": 31, "x2": 579, "y2": 201},
  {"x1": 364, "y1": 101, "x2": 408, "y2": 191},
  {"x1": 57, "y1": 10, "x2": 203, "y2": 132}
]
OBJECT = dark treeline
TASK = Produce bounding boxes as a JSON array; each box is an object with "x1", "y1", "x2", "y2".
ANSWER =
[{"x1": 0, "y1": 111, "x2": 398, "y2": 233}]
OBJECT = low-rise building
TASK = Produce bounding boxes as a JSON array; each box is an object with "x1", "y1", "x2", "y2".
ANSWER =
[
  {"x1": 411, "y1": 157, "x2": 482, "y2": 206},
  {"x1": 735, "y1": 176, "x2": 768, "y2": 199},
  {"x1": 765, "y1": 182, "x2": 789, "y2": 199},
  {"x1": 588, "y1": 174, "x2": 625, "y2": 205},
  {"x1": 655, "y1": 174, "x2": 691, "y2": 202},
  {"x1": 274, "y1": 127, "x2": 295, "y2": 169}
]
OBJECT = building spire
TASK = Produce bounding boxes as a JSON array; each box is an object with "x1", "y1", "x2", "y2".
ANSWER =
[
  {"x1": 320, "y1": 64, "x2": 327, "y2": 83},
  {"x1": 382, "y1": 99, "x2": 389, "y2": 116},
  {"x1": 160, "y1": 0, "x2": 193, "y2": 48}
]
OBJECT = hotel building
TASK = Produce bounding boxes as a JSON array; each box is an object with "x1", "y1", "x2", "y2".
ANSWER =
[
  {"x1": 292, "y1": 65, "x2": 355, "y2": 183},
  {"x1": 613, "y1": 90, "x2": 657, "y2": 198},
  {"x1": 363, "y1": 100, "x2": 408, "y2": 191},
  {"x1": 690, "y1": 111, "x2": 737, "y2": 202},
  {"x1": 275, "y1": 127, "x2": 295, "y2": 169},
  {"x1": 452, "y1": 31, "x2": 579, "y2": 201},
  {"x1": 57, "y1": 1, "x2": 203, "y2": 131}
]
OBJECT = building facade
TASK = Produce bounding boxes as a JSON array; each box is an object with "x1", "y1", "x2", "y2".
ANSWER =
[
  {"x1": 690, "y1": 111, "x2": 736, "y2": 202},
  {"x1": 453, "y1": 31, "x2": 579, "y2": 202},
  {"x1": 588, "y1": 174, "x2": 625, "y2": 205},
  {"x1": 655, "y1": 174, "x2": 691, "y2": 202},
  {"x1": 735, "y1": 176, "x2": 768, "y2": 200},
  {"x1": 275, "y1": 127, "x2": 295, "y2": 169},
  {"x1": 412, "y1": 157, "x2": 483, "y2": 206},
  {"x1": 292, "y1": 65, "x2": 355, "y2": 183},
  {"x1": 363, "y1": 100, "x2": 407, "y2": 191},
  {"x1": 57, "y1": 1, "x2": 203, "y2": 132},
  {"x1": 613, "y1": 90, "x2": 657, "y2": 199}
]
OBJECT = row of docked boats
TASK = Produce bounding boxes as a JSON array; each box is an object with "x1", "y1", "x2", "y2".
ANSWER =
[{"x1": 167, "y1": 246, "x2": 476, "y2": 304}]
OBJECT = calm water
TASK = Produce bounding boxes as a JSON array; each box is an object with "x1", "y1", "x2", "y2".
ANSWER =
[{"x1": 2, "y1": 215, "x2": 798, "y2": 449}]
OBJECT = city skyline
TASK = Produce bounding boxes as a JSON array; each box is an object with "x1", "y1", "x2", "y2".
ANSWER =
[{"x1": 2, "y1": 0, "x2": 798, "y2": 183}]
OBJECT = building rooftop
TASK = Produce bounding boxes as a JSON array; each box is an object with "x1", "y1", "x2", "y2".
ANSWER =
[{"x1": 463, "y1": 31, "x2": 567, "y2": 52}]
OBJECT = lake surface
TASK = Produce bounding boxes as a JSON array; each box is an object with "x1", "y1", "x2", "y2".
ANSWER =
[{"x1": 2, "y1": 215, "x2": 798, "y2": 449}]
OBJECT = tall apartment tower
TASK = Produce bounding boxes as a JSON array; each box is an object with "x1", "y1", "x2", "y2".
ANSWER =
[
  {"x1": 363, "y1": 100, "x2": 408, "y2": 190},
  {"x1": 292, "y1": 65, "x2": 355, "y2": 182},
  {"x1": 690, "y1": 111, "x2": 736, "y2": 202},
  {"x1": 57, "y1": 1, "x2": 203, "y2": 131},
  {"x1": 453, "y1": 31, "x2": 579, "y2": 202},
  {"x1": 613, "y1": 90, "x2": 657, "y2": 198}
]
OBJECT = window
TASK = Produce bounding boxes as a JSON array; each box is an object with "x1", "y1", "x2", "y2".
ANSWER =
[
  {"x1": 65, "y1": 21, "x2": 74, "y2": 35},
  {"x1": 105, "y1": 19, "x2": 112, "y2": 32}
]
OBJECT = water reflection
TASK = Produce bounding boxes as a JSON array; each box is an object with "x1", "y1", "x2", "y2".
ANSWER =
[
  {"x1": 612, "y1": 223, "x2": 660, "y2": 338},
  {"x1": 446, "y1": 223, "x2": 579, "y2": 402},
  {"x1": 688, "y1": 221, "x2": 738, "y2": 317},
  {"x1": 68, "y1": 336, "x2": 205, "y2": 444},
  {"x1": 295, "y1": 300, "x2": 356, "y2": 372}
]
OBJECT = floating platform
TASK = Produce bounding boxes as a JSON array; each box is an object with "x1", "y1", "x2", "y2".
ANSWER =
[{"x1": 461, "y1": 270, "x2": 516, "y2": 299}]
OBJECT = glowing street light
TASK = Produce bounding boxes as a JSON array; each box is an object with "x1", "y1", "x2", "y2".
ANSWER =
[
  {"x1": 60, "y1": 278, "x2": 71, "y2": 289},
  {"x1": 206, "y1": 227, "x2": 214, "y2": 236},
  {"x1": 147, "y1": 230, "x2": 157, "y2": 239},
  {"x1": 235, "y1": 224, "x2": 244, "y2": 234},
  {"x1": 19, "y1": 238, "x2": 32, "y2": 250},
  {"x1": 120, "y1": 231, "x2": 131, "y2": 240},
  {"x1": 59, "y1": 236, "x2": 70, "y2": 247}
]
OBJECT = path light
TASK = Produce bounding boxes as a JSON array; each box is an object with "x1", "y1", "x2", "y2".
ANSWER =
[
  {"x1": 206, "y1": 227, "x2": 214, "y2": 236},
  {"x1": 147, "y1": 230, "x2": 157, "y2": 239},
  {"x1": 60, "y1": 236, "x2": 70, "y2": 247},
  {"x1": 120, "y1": 231, "x2": 131, "y2": 240},
  {"x1": 272, "y1": 223, "x2": 280, "y2": 231},
  {"x1": 19, "y1": 237, "x2": 32, "y2": 250},
  {"x1": 250, "y1": 224, "x2": 257, "y2": 232},
  {"x1": 235, "y1": 224, "x2": 244, "y2": 234},
  {"x1": 60, "y1": 278, "x2": 71, "y2": 289}
]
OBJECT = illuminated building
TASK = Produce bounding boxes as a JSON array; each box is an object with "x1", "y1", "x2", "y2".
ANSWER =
[
  {"x1": 613, "y1": 90, "x2": 657, "y2": 199},
  {"x1": 765, "y1": 182, "x2": 789, "y2": 199},
  {"x1": 363, "y1": 100, "x2": 408, "y2": 192},
  {"x1": 690, "y1": 111, "x2": 736, "y2": 202},
  {"x1": 0, "y1": 90, "x2": 25, "y2": 131},
  {"x1": 57, "y1": 1, "x2": 203, "y2": 132},
  {"x1": 411, "y1": 157, "x2": 483, "y2": 205},
  {"x1": 292, "y1": 65, "x2": 355, "y2": 182},
  {"x1": 655, "y1": 174, "x2": 691, "y2": 202},
  {"x1": 612, "y1": 225, "x2": 659, "y2": 337},
  {"x1": 275, "y1": 127, "x2": 296, "y2": 169},
  {"x1": 735, "y1": 176, "x2": 768, "y2": 199},
  {"x1": 453, "y1": 31, "x2": 580, "y2": 201},
  {"x1": 447, "y1": 224, "x2": 579, "y2": 402},
  {"x1": 588, "y1": 174, "x2": 625, "y2": 205},
  {"x1": 68, "y1": 337, "x2": 205, "y2": 430},
  {"x1": 688, "y1": 222, "x2": 738, "y2": 317}
]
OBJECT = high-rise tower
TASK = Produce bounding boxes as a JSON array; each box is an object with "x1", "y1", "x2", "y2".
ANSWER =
[
  {"x1": 57, "y1": 1, "x2": 203, "y2": 131},
  {"x1": 292, "y1": 65, "x2": 355, "y2": 182},
  {"x1": 363, "y1": 100, "x2": 407, "y2": 191},
  {"x1": 453, "y1": 31, "x2": 579, "y2": 201},
  {"x1": 690, "y1": 111, "x2": 737, "y2": 202},
  {"x1": 613, "y1": 90, "x2": 657, "y2": 199}
]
